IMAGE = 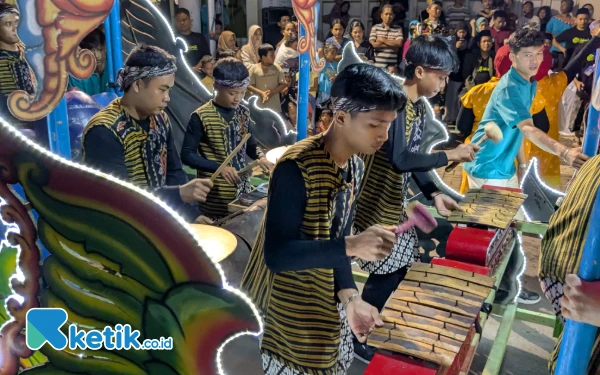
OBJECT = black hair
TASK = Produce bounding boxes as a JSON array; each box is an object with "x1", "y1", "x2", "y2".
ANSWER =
[
  {"x1": 507, "y1": 28, "x2": 545, "y2": 54},
  {"x1": 429, "y1": 1, "x2": 443, "y2": 8},
  {"x1": 583, "y1": 3, "x2": 594, "y2": 10},
  {"x1": 330, "y1": 64, "x2": 406, "y2": 115},
  {"x1": 0, "y1": 3, "x2": 17, "y2": 14},
  {"x1": 544, "y1": 32, "x2": 553, "y2": 40},
  {"x1": 330, "y1": 18, "x2": 347, "y2": 30},
  {"x1": 215, "y1": 20, "x2": 223, "y2": 27},
  {"x1": 523, "y1": 1, "x2": 533, "y2": 7},
  {"x1": 341, "y1": 1, "x2": 351, "y2": 13},
  {"x1": 562, "y1": 0, "x2": 575, "y2": 13},
  {"x1": 258, "y1": 43, "x2": 275, "y2": 59},
  {"x1": 381, "y1": 4, "x2": 394, "y2": 12},
  {"x1": 493, "y1": 10, "x2": 507, "y2": 19},
  {"x1": 175, "y1": 8, "x2": 191, "y2": 17},
  {"x1": 576, "y1": 8, "x2": 590, "y2": 16},
  {"x1": 123, "y1": 45, "x2": 176, "y2": 91},
  {"x1": 493, "y1": 0, "x2": 505, "y2": 9},
  {"x1": 213, "y1": 57, "x2": 249, "y2": 83},
  {"x1": 279, "y1": 12, "x2": 291, "y2": 22},
  {"x1": 404, "y1": 34, "x2": 459, "y2": 80},
  {"x1": 80, "y1": 28, "x2": 105, "y2": 50},
  {"x1": 349, "y1": 20, "x2": 366, "y2": 32},
  {"x1": 324, "y1": 42, "x2": 338, "y2": 52},
  {"x1": 538, "y1": 6, "x2": 552, "y2": 22},
  {"x1": 284, "y1": 34, "x2": 298, "y2": 47},
  {"x1": 320, "y1": 109, "x2": 333, "y2": 117},
  {"x1": 478, "y1": 29, "x2": 492, "y2": 38}
]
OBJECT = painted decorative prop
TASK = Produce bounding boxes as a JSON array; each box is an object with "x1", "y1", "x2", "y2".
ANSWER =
[
  {"x1": 120, "y1": 0, "x2": 296, "y2": 151},
  {"x1": 0, "y1": 118, "x2": 262, "y2": 374},
  {"x1": 291, "y1": 0, "x2": 324, "y2": 73},
  {"x1": 9, "y1": 0, "x2": 114, "y2": 122}
]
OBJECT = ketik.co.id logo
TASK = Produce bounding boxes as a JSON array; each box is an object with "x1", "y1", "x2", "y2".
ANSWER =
[{"x1": 26, "y1": 308, "x2": 173, "y2": 350}]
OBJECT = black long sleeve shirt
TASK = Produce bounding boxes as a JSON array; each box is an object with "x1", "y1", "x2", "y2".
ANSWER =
[
  {"x1": 181, "y1": 102, "x2": 262, "y2": 172},
  {"x1": 263, "y1": 160, "x2": 357, "y2": 294}
]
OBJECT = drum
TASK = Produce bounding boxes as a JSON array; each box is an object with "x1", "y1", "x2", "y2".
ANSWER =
[{"x1": 189, "y1": 224, "x2": 237, "y2": 262}]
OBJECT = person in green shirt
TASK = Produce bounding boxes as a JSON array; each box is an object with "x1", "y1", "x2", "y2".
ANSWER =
[{"x1": 68, "y1": 28, "x2": 110, "y2": 96}]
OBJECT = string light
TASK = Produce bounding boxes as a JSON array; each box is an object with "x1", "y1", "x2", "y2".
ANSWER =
[{"x1": 0, "y1": 113, "x2": 263, "y2": 373}]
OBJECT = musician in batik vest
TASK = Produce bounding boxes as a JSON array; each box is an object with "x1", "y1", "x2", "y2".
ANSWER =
[
  {"x1": 0, "y1": 4, "x2": 40, "y2": 130},
  {"x1": 241, "y1": 64, "x2": 406, "y2": 375},
  {"x1": 82, "y1": 45, "x2": 214, "y2": 222},
  {"x1": 181, "y1": 57, "x2": 273, "y2": 220},
  {"x1": 352, "y1": 35, "x2": 477, "y2": 362}
]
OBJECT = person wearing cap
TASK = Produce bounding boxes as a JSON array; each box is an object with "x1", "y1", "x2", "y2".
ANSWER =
[
  {"x1": 0, "y1": 4, "x2": 39, "y2": 130},
  {"x1": 180, "y1": 58, "x2": 273, "y2": 220},
  {"x1": 82, "y1": 45, "x2": 213, "y2": 222}
]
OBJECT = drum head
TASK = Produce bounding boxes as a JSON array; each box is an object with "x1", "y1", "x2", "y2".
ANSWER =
[{"x1": 189, "y1": 224, "x2": 238, "y2": 262}]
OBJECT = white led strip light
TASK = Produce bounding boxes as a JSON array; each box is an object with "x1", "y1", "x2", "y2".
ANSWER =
[{"x1": 0, "y1": 114, "x2": 263, "y2": 373}]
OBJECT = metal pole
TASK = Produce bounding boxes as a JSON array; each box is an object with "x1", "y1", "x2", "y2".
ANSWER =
[
  {"x1": 109, "y1": 0, "x2": 124, "y2": 97},
  {"x1": 295, "y1": 3, "x2": 319, "y2": 141},
  {"x1": 46, "y1": 96, "x2": 72, "y2": 159},
  {"x1": 582, "y1": 49, "x2": 600, "y2": 157},
  {"x1": 555, "y1": 47, "x2": 600, "y2": 373}
]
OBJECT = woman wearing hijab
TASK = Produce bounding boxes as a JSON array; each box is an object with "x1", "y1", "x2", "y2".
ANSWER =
[
  {"x1": 240, "y1": 25, "x2": 263, "y2": 69},
  {"x1": 216, "y1": 30, "x2": 239, "y2": 60},
  {"x1": 468, "y1": 17, "x2": 488, "y2": 50},
  {"x1": 401, "y1": 20, "x2": 419, "y2": 59}
]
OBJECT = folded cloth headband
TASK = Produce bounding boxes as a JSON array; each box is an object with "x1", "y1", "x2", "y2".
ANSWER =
[
  {"x1": 214, "y1": 77, "x2": 250, "y2": 88},
  {"x1": 114, "y1": 63, "x2": 177, "y2": 91},
  {"x1": 0, "y1": 7, "x2": 19, "y2": 19},
  {"x1": 332, "y1": 97, "x2": 377, "y2": 113}
]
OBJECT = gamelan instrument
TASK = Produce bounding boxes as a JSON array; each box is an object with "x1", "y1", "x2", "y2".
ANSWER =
[
  {"x1": 189, "y1": 224, "x2": 238, "y2": 262},
  {"x1": 369, "y1": 263, "x2": 495, "y2": 367}
]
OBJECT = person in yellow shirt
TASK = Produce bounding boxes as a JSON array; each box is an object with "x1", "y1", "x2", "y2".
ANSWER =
[{"x1": 198, "y1": 55, "x2": 214, "y2": 92}]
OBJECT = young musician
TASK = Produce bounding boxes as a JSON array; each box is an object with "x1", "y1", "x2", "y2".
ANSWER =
[
  {"x1": 241, "y1": 64, "x2": 406, "y2": 375},
  {"x1": 352, "y1": 34, "x2": 477, "y2": 362},
  {"x1": 463, "y1": 28, "x2": 589, "y2": 190},
  {"x1": 0, "y1": 4, "x2": 38, "y2": 129},
  {"x1": 82, "y1": 45, "x2": 213, "y2": 221},
  {"x1": 180, "y1": 58, "x2": 273, "y2": 220}
]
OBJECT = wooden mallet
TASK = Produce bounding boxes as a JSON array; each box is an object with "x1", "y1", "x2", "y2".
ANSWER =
[
  {"x1": 393, "y1": 201, "x2": 438, "y2": 235},
  {"x1": 210, "y1": 133, "x2": 252, "y2": 182},
  {"x1": 445, "y1": 122, "x2": 503, "y2": 172}
]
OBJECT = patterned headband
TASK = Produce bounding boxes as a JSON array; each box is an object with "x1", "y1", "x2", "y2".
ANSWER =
[
  {"x1": 214, "y1": 77, "x2": 250, "y2": 89},
  {"x1": 114, "y1": 63, "x2": 177, "y2": 91},
  {"x1": 0, "y1": 8, "x2": 19, "y2": 19},
  {"x1": 332, "y1": 97, "x2": 378, "y2": 113}
]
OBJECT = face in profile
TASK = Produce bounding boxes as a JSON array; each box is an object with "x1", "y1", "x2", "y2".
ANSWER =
[
  {"x1": 341, "y1": 110, "x2": 396, "y2": 155},
  {"x1": 216, "y1": 86, "x2": 246, "y2": 108},
  {"x1": 0, "y1": 13, "x2": 20, "y2": 46},
  {"x1": 134, "y1": 74, "x2": 175, "y2": 116},
  {"x1": 416, "y1": 67, "x2": 449, "y2": 98}
]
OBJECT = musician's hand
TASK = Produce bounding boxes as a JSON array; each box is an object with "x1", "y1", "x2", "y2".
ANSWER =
[
  {"x1": 179, "y1": 178, "x2": 213, "y2": 204},
  {"x1": 561, "y1": 274, "x2": 600, "y2": 327},
  {"x1": 564, "y1": 147, "x2": 589, "y2": 169},
  {"x1": 258, "y1": 156, "x2": 274, "y2": 173},
  {"x1": 345, "y1": 225, "x2": 396, "y2": 261},
  {"x1": 345, "y1": 295, "x2": 384, "y2": 343},
  {"x1": 194, "y1": 215, "x2": 214, "y2": 225},
  {"x1": 433, "y1": 193, "x2": 462, "y2": 217},
  {"x1": 222, "y1": 166, "x2": 240, "y2": 185},
  {"x1": 444, "y1": 143, "x2": 479, "y2": 162}
]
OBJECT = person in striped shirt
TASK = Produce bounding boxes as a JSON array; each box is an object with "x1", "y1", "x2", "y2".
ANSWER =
[
  {"x1": 446, "y1": 0, "x2": 471, "y2": 31},
  {"x1": 369, "y1": 4, "x2": 404, "y2": 69}
]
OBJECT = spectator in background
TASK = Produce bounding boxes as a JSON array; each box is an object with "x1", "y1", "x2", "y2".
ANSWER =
[
  {"x1": 421, "y1": 1, "x2": 449, "y2": 36},
  {"x1": 349, "y1": 20, "x2": 374, "y2": 62},
  {"x1": 247, "y1": 44, "x2": 288, "y2": 112},
  {"x1": 216, "y1": 30, "x2": 239, "y2": 60},
  {"x1": 175, "y1": 8, "x2": 211, "y2": 71},
  {"x1": 538, "y1": 6, "x2": 553, "y2": 32},
  {"x1": 315, "y1": 109, "x2": 333, "y2": 134},
  {"x1": 401, "y1": 20, "x2": 419, "y2": 60},
  {"x1": 546, "y1": 0, "x2": 576, "y2": 63},
  {"x1": 224, "y1": 0, "x2": 247, "y2": 38},
  {"x1": 240, "y1": 25, "x2": 263, "y2": 70},
  {"x1": 275, "y1": 33, "x2": 299, "y2": 70},
  {"x1": 283, "y1": 98, "x2": 298, "y2": 132},
  {"x1": 370, "y1": 4, "x2": 403, "y2": 69},
  {"x1": 519, "y1": 1, "x2": 541, "y2": 30},
  {"x1": 276, "y1": 21, "x2": 296, "y2": 50},
  {"x1": 199, "y1": 56, "x2": 215, "y2": 92},
  {"x1": 490, "y1": 10, "x2": 511, "y2": 51},
  {"x1": 444, "y1": 21, "x2": 469, "y2": 124},
  {"x1": 211, "y1": 20, "x2": 223, "y2": 42},
  {"x1": 327, "y1": 0, "x2": 351, "y2": 27},
  {"x1": 478, "y1": 0, "x2": 494, "y2": 21},
  {"x1": 321, "y1": 19, "x2": 350, "y2": 61},
  {"x1": 462, "y1": 30, "x2": 494, "y2": 91},
  {"x1": 420, "y1": 0, "x2": 446, "y2": 24},
  {"x1": 446, "y1": 0, "x2": 470, "y2": 31},
  {"x1": 544, "y1": 32, "x2": 554, "y2": 48},
  {"x1": 316, "y1": 43, "x2": 339, "y2": 105},
  {"x1": 583, "y1": 3, "x2": 595, "y2": 20},
  {"x1": 263, "y1": 13, "x2": 290, "y2": 48},
  {"x1": 68, "y1": 28, "x2": 110, "y2": 95},
  {"x1": 501, "y1": 0, "x2": 518, "y2": 31},
  {"x1": 553, "y1": 8, "x2": 591, "y2": 66},
  {"x1": 468, "y1": 17, "x2": 489, "y2": 50},
  {"x1": 201, "y1": 5, "x2": 230, "y2": 35}
]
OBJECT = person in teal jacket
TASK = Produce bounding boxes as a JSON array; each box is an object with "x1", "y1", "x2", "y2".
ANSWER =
[{"x1": 68, "y1": 28, "x2": 111, "y2": 96}]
